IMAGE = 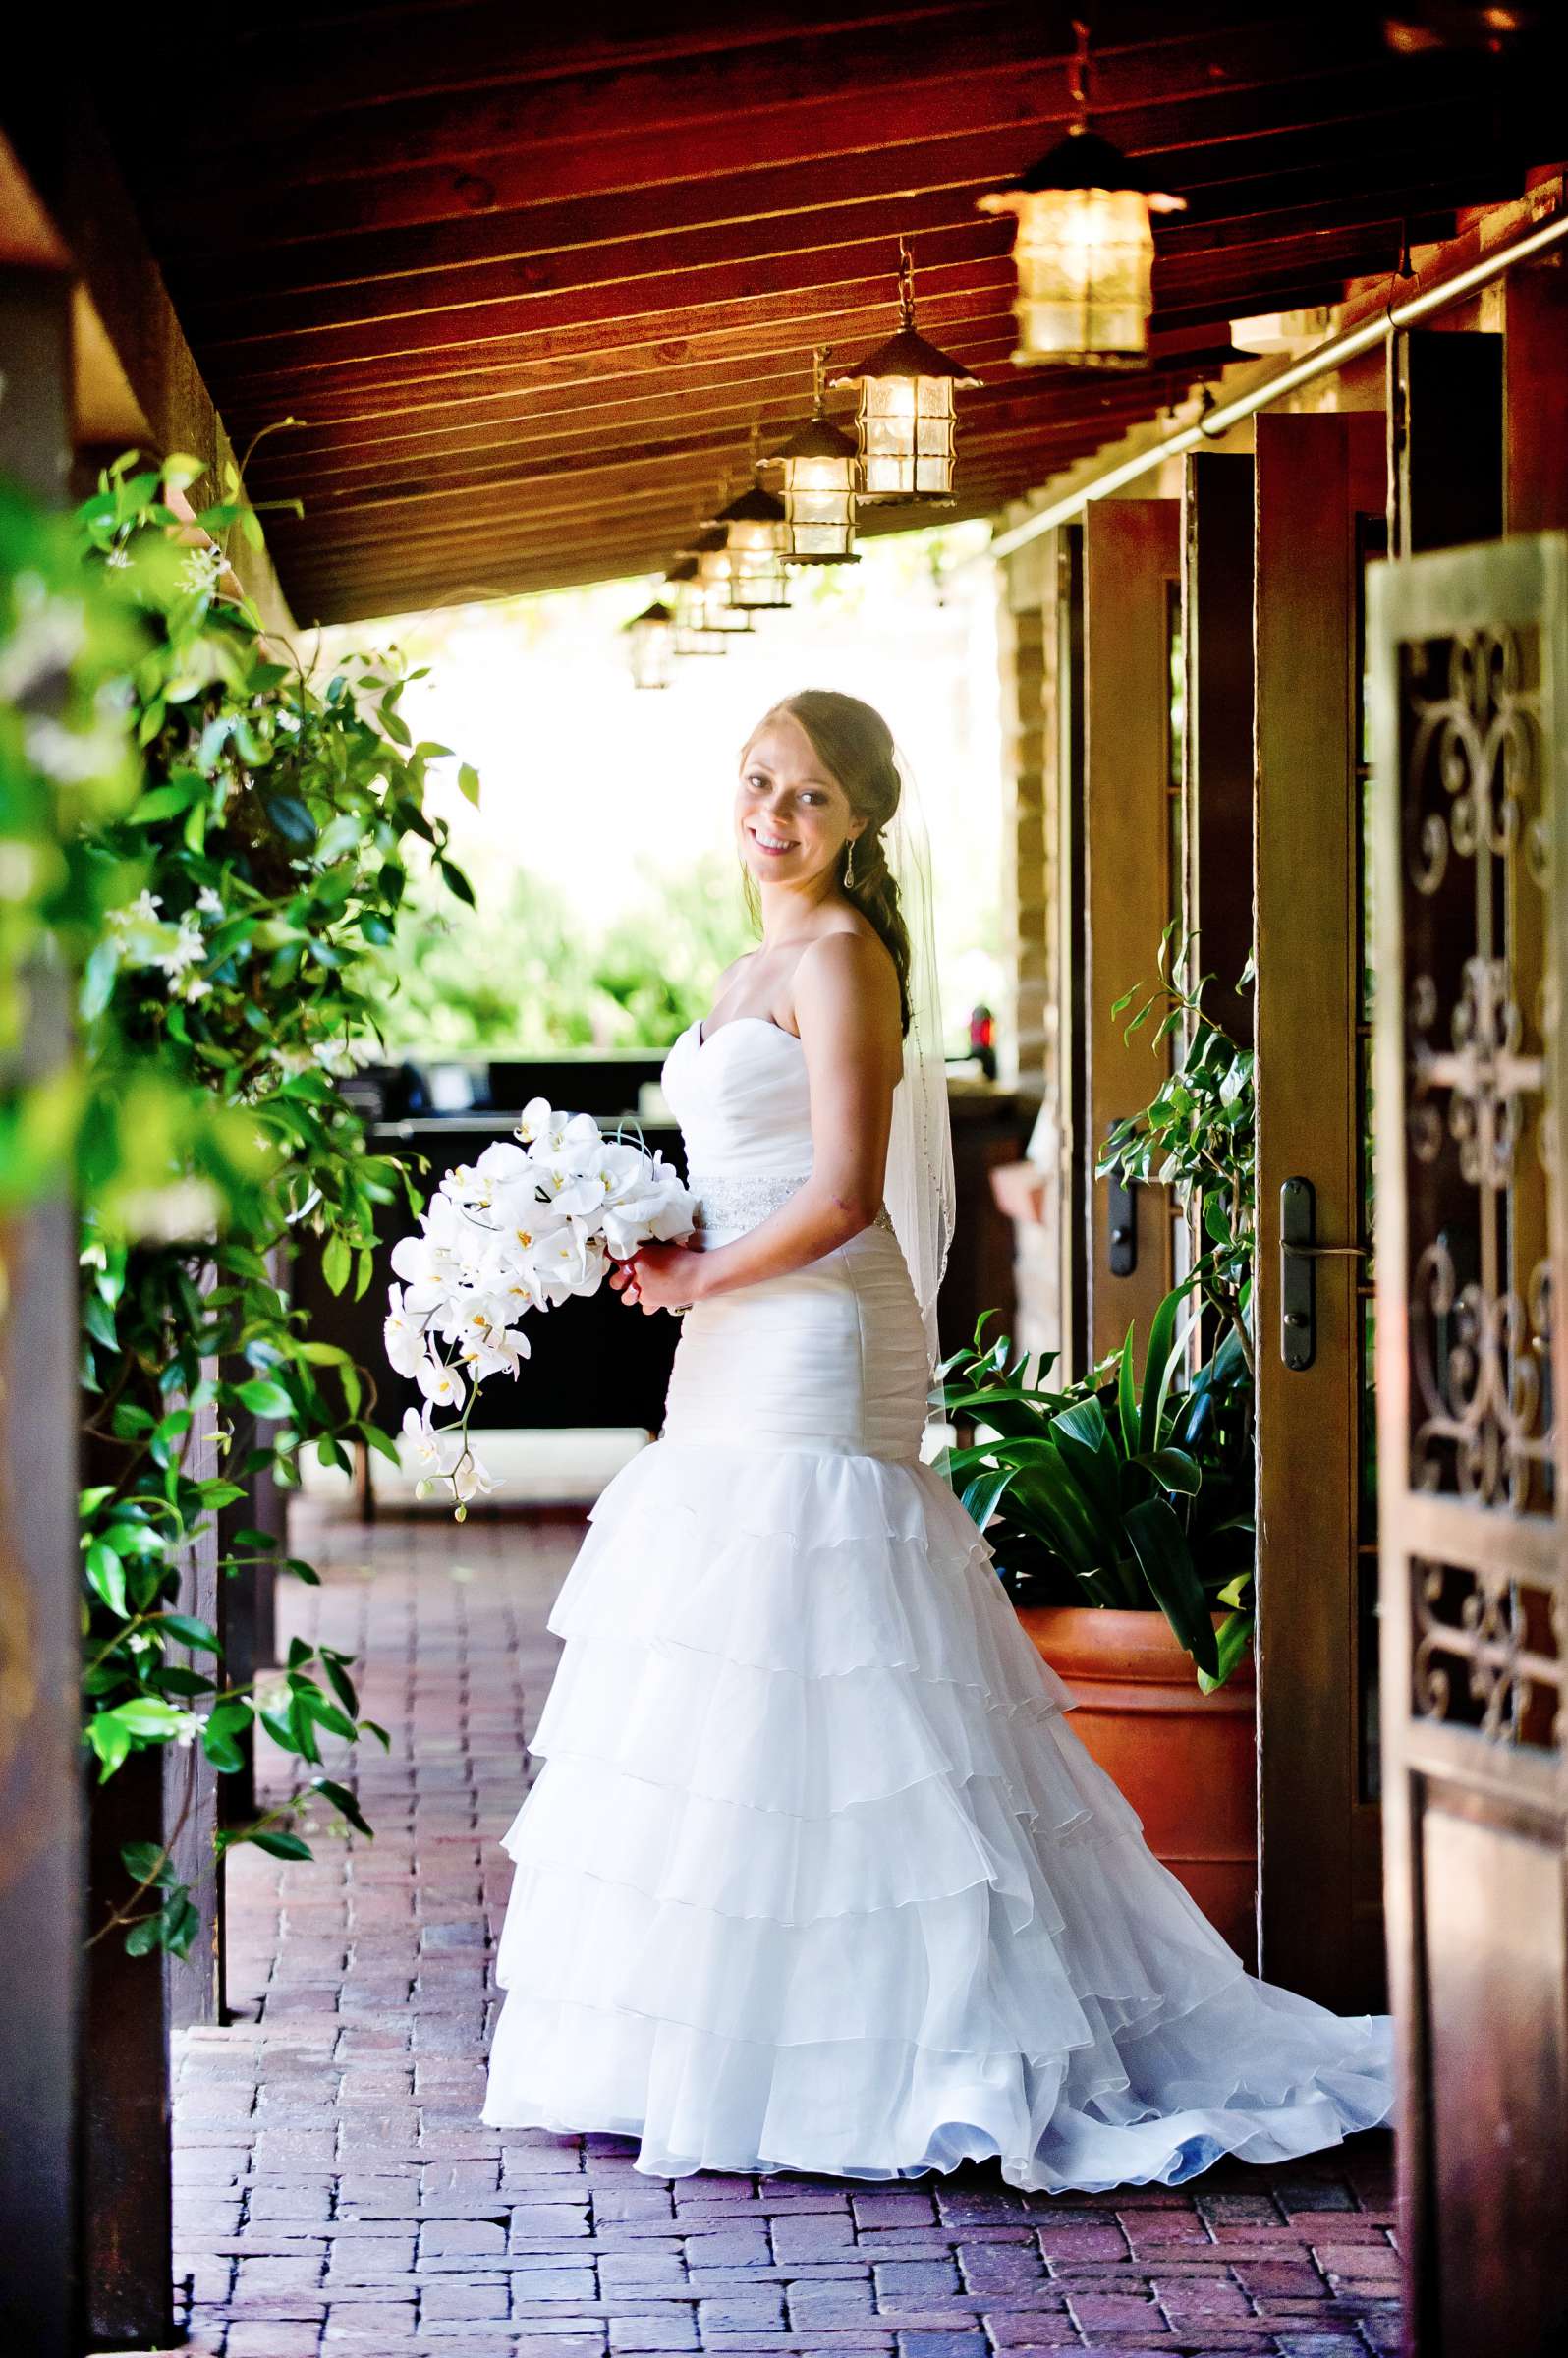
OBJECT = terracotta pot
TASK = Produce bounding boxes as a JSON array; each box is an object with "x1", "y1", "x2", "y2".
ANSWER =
[{"x1": 1016, "y1": 1604, "x2": 1258, "y2": 1966}]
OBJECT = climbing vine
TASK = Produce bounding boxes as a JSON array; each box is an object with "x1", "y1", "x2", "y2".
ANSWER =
[{"x1": 2, "y1": 456, "x2": 478, "y2": 1954}]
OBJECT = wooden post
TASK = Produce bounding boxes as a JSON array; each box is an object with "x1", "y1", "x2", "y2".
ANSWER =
[
  {"x1": 1391, "y1": 324, "x2": 1504, "y2": 558},
  {"x1": 1181, "y1": 452, "x2": 1256, "y2": 1045},
  {"x1": 1504, "y1": 260, "x2": 1568, "y2": 534},
  {"x1": 1055, "y1": 525, "x2": 1090, "y2": 1381},
  {"x1": 0, "y1": 260, "x2": 85, "y2": 2358},
  {"x1": 1253, "y1": 410, "x2": 1387, "y2": 2010},
  {"x1": 1082, "y1": 498, "x2": 1180, "y2": 1366}
]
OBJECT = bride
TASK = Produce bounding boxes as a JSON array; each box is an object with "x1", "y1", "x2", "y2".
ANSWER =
[{"x1": 481, "y1": 688, "x2": 1392, "y2": 2189}]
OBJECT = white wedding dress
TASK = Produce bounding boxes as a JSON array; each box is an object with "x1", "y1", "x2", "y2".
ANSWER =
[{"x1": 481, "y1": 1015, "x2": 1393, "y2": 2189}]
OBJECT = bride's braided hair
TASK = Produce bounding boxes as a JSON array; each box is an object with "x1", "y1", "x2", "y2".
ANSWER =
[{"x1": 742, "y1": 689, "x2": 914, "y2": 1035}]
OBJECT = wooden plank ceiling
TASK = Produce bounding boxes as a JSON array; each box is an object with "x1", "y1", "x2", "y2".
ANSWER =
[{"x1": 109, "y1": 2, "x2": 1558, "y2": 623}]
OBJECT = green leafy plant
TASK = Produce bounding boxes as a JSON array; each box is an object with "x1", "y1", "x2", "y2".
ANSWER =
[
  {"x1": 3, "y1": 454, "x2": 480, "y2": 1956},
  {"x1": 1098, "y1": 926, "x2": 1256, "y2": 1378},
  {"x1": 940, "y1": 1297, "x2": 1255, "y2": 1690}
]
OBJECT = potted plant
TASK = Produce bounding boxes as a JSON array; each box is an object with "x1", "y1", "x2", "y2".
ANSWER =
[{"x1": 941, "y1": 935, "x2": 1260, "y2": 1950}]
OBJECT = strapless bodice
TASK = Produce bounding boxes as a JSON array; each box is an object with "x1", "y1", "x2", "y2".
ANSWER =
[{"x1": 660, "y1": 1017, "x2": 812, "y2": 1179}]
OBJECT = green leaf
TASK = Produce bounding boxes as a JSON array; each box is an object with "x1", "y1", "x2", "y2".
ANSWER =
[
  {"x1": 237, "y1": 1376, "x2": 294, "y2": 1419},
  {"x1": 120, "y1": 1840, "x2": 174, "y2": 1887},
  {"x1": 247, "y1": 1829, "x2": 313, "y2": 1862},
  {"x1": 84, "y1": 1538, "x2": 129, "y2": 1617},
  {"x1": 128, "y1": 776, "x2": 204, "y2": 823},
  {"x1": 267, "y1": 794, "x2": 318, "y2": 845},
  {"x1": 311, "y1": 1774, "x2": 373, "y2": 1835},
  {"x1": 86, "y1": 1714, "x2": 132, "y2": 1779},
  {"x1": 1197, "y1": 1608, "x2": 1255, "y2": 1694},
  {"x1": 959, "y1": 1466, "x2": 1020, "y2": 1532},
  {"x1": 159, "y1": 1613, "x2": 220, "y2": 1653},
  {"x1": 1134, "y1": 1447, "x2": 1203, "y2": 1497},
  {"x1": 1123, "y1": 1497, "x2": 1219, "y2": 1679},
  {"x1": 320, "y1": 1653, "x2": 359, "y2": 1717},
  {"x1": 457, "y1": 762, "x2": 480, "y2": 807},
  {"x1": 1116, "y1": 1324, "x2": 1138, "y2": 1460},
  {"x1": 1139, "y1": 1286, "x2": 1183, "y2": 1457},
  {"x1": 321, "y1": 1234, "x2": 352, "y2": 1295},
  {"x1": 112, "y1": 1696, "x2": 192, "y2": 1738}
]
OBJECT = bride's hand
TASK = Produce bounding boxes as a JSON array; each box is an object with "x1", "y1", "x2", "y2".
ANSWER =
[{"x1": 610, "y1": 1241, "x2": 704, "y2": 1316}]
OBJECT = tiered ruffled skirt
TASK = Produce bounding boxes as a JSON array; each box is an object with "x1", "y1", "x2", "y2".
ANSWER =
[{"x1": 481, "y1": 1435, "x2": 1393, "y2": 2188}]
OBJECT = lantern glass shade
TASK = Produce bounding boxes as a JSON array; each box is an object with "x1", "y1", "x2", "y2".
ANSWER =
[
  {"x1": 776, "y1": 414, "x2": 859, "y2": 563},
  {"x1": 979, "y1": 131, "x2": 1185, "y2": 370},
  {"x1": 676, "y1": 547, "x2": 756, "y2": 637},
  {"x1": 665, "y1": 561, "x2": 735, "y2": 654},
  {"x1": 832, "y1": 323, "x2": 980, "y2": 505},
  {"x1": 624, "y1": 599, "x2": 675, "y2": 690},
  {"x1": 709, "y1": 487, "x2": 791, "y2": 608}
]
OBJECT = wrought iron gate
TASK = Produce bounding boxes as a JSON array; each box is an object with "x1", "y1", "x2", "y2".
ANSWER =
[{"x1": 1369, "y1": 532, "x2": 1568, "y2": 2353}]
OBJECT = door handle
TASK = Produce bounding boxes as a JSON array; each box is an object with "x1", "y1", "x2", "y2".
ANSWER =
[
  {"x1": 1280, "y1": 1177, "x2": 1367, "y2": 1372},
  {"x1": 1107, "y1": 1127, "x2": 1136, "y2": 1279}
]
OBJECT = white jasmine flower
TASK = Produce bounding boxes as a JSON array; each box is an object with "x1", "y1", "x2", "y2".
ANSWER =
[
  {"x1": 111, "y1": 890, "x2": 164, "y2": 930},
  {"x1": 153, "y1": 920, "x2": 205, "y2": 984},
  {"x1": 104, "y1": 545, "x2": 131, "y2": 570},
  {"x1": 196, "y1": 885, "x2": 225, "y2": 920},
  {"x1": 178, "y1": 546, "x2": 225, "y2": 598}
]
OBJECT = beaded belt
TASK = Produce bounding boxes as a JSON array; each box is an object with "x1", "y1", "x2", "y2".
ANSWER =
[{"x1": 688, "y1": 1171, "x2": 895, "y2": 1236}]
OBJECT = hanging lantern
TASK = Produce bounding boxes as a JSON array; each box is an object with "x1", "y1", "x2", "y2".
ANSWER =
[
  {"x1": 831, "y1": 240, "x2": 980, "y2": 504},
  {"x1": 705, "y1": 483, "x2": 792, "y2": 610},
  {"x1": 685, "y1": 529, "x2": 757, "y2": 629},
  {"x1": 776, "y1": 346, "x2": 860, "y2": 564},
  {"x1": 977, "y1": 19, "x2": 1185, "y2": 370},
  {"x1": 622, "y1": 598, "x2": 675, "y2": 690},
  {"x1": 665, "y1": 555, "x2": 740, "y2": 654}
]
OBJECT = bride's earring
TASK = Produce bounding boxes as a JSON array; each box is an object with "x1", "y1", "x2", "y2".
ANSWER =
[{"x1": 844, "y1": 836, "x2": 857, "y2": 889}]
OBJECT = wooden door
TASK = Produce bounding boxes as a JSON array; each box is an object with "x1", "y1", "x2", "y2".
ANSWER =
[
  {"x1": 1082, "y1": 498, "x2": 1180, "y2": 1367},
  {"x1": 1254, "y1": 411, "x2": 1388, "y2": 2011},
  {"x1": 1370, "y1": 530, "x2": 1568, "y2": 2354}
]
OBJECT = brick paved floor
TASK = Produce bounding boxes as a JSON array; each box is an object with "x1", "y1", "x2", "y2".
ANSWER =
[{"x1": 168, "y1": 1489, "x2": 1400, "y2": 2358}]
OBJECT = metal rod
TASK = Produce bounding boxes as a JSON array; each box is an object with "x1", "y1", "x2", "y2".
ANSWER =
[{"x1": 990, "y1": 205, "x2": 1568, "y2": 557}]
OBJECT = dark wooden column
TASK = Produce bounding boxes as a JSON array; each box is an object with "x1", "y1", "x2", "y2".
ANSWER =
[
  {"x1": 1504, "y1": 260, "x2": 1568, "y2": 534},
  {"x1": 1082, "y1": 498, "x2": 1180, "y2": 1366},
  {"x1": 1181, "y1": 451, "x2": 1256, "y2": 1045},
  {"x1": 0, "y1": 262, "x2": 84, "y2": 2358},
  {"x1": 1254, "y1": 409, "x2": 1387, "y2": 2011},
  {"x1": 1391, "y1": 324, "x2": 1504, "y2": 557}
]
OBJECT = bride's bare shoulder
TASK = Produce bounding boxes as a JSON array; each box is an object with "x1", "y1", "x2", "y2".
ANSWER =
[{"x1": 790, "y1": 928, "x2": 900, "y2": 1028}]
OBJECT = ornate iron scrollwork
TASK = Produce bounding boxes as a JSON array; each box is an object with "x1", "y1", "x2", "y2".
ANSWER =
[{"x1": 1399, "y1": 613, "x2": 1561, "y2": 1751}]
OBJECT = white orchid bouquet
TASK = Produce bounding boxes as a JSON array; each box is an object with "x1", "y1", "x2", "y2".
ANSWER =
[{"x1": 384, "y1": 1096, "x2": 696, "y2": 1514}]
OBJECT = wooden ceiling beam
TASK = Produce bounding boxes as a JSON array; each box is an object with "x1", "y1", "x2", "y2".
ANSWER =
[
  {"x1": 163, "y1": 15, "x2": 1376, "y2": 189},
  {"x1": 180, "y1": 138, "x2": 1504, "y2": 359},
  {"x1": 275, "y1": 437, "x2": 1113, "y2": 578},
  {"x1": 196, "y1": 222, "x2": 1020, "y2": 371},
  {"x1": 206, "y1": 3, "x2": 1247, "y2": 133},
  {"x1": 252, "y1": 369, "x2": 1200, "y2": 496},
  {"x1": 145, "y1": 17, "x2": 1402, "y2": 254},
  {"x1": 188, "y1": 190, "x2": 1015, "y2": 352},
  {"x1": 216, "y1": 295, "x2": 1025, "y2": 432},
  {"x1": 212, "y1": 264, "x2": 1019, "y2": 410},
  {"x1": 151, "y1": 64, "x2": 1477, "y2": 289}
]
